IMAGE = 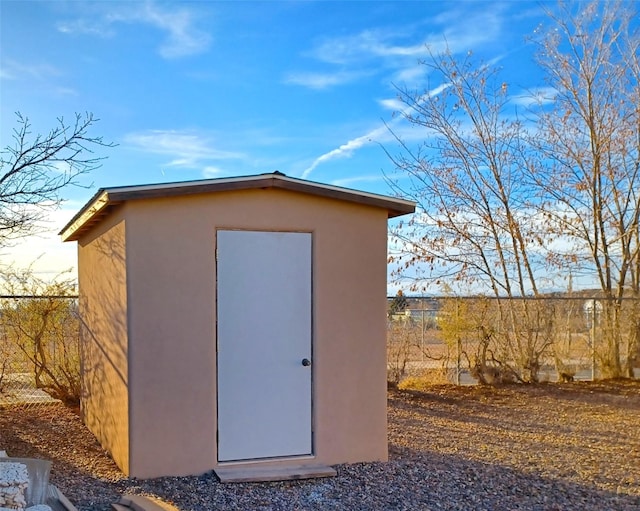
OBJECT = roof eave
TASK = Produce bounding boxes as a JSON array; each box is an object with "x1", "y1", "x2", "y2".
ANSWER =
[
  {"x1": 59, "y1": 190, "x2": 112, "y2": 242},
  {"x1": 59, "y1": 174, "x2": 416, "y2": 242}
]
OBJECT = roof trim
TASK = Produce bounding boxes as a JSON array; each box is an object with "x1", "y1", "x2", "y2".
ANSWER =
[{"x1": 59, "y1": 173, "x2": 416, "y2": 242}]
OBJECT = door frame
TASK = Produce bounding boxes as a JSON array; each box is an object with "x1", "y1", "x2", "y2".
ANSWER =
[{"x1": 215, "y1": 228, "x2": 315, "y2": 463}]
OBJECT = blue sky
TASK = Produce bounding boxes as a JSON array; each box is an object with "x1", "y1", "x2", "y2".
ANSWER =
[{"x1": 0, "y1": 0, "x2": 552, "y2": 285}]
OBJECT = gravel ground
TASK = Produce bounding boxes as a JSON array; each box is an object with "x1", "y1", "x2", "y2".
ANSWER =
[{"x1": 1, "y1": 380, "x2": 639, "y2": 511}]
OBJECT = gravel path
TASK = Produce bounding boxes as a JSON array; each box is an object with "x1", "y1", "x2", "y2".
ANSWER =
[{"x1": 1, "y1": 380, "x2": 639, "y2": 511}]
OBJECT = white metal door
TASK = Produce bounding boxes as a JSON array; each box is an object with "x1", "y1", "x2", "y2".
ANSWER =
[{"x1": 216, "y1": 230, "x2": 312, "y2": 462}]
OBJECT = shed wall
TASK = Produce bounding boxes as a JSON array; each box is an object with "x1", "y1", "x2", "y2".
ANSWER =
[
  {"x1": 124, "y1": 188, "x2": 389, "y2": 478},
  {"x1": 77, "y1": 207, "x2": 130, "y2": 473}
]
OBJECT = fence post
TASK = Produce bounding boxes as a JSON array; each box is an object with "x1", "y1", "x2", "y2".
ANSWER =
[
  {"x1": 456, "y1": 336, "x2": 461, "y2": 386},
  {"x1": 591, "y1": 298, "x2": 596, "y2": 381},
  {"x1": 456, "y1": 299, "x2": 461, "y2": 385},
  {"x1": 421, "y1": 296, "x2": 425, "y2": 363}
]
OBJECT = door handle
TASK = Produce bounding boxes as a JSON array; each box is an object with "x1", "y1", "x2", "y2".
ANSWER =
[{"x1": 301, "y1": 358, "x2": 311, "y2": 367}]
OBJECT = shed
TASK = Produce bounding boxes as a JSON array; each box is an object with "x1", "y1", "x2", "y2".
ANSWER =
[{"x1": 59, "y1": 172, "x2": 415, "y2": 480}]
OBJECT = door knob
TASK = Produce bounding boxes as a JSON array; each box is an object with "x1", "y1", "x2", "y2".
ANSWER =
[{"x1": 301, "y1": 358, "x2": 311, "y2": 367}]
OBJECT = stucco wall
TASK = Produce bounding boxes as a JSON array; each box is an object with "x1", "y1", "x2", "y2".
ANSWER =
[
  {"x1": 77, "y1": 207, "x2": 130, "y2": 473},
  {"x1": 123, "y1": 187, "x2": 389, "y2": 478},
  {"x1": 78, "y1": 187, "x2": 389, "y2": 478}
]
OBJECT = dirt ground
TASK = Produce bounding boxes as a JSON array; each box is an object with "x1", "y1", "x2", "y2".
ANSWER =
[
  {"x1": 388, "y1": 380, "x2": 640, "y2": 494},
  {"x1": 0, "y1": 380, "x2": 639, "y2": 510}
]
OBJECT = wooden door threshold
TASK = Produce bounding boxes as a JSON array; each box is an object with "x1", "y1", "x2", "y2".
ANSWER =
[{"x1": 214, "y1": 464, "x2": 336, "y2": 483}]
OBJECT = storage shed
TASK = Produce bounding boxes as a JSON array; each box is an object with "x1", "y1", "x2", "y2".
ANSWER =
[{"x1": 59, "y1": 173, "x2": 415, "y2": 480}]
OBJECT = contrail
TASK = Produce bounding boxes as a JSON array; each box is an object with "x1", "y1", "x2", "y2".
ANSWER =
[
  {"x1": 301, "y1": 125, "x2": 387, "y2": 179},
  {"x1": 301, "y1": 83, "x2": 450, "y2": 179}
]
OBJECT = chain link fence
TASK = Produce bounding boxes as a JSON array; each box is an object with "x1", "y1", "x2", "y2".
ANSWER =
[
  {"x1": 3, "y1": 294, "x2": 639, "y2": 406},
  {"x1": 0, "y1": 295, "x2": 80, "y2": 408},
  {"x1": 388, "y1": 296, "x2": 640, "y2": 386}
]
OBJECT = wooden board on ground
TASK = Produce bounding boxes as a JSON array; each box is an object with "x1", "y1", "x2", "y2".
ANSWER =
[
  {"x1": 48, "y1": 484, "x2": 79, "y2": 511},
  {"x1": 115, "y1": 495, "x2": 181, "y2": 511},
  {"x1": 214, "y1": 464, "x2": 337, "y2": 483}
]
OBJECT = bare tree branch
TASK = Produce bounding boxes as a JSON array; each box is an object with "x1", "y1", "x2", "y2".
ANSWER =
[{"x1": 0, "y1": 112, "x2": 115, "y2": 245}]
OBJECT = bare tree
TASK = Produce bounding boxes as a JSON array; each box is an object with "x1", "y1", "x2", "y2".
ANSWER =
[
  {"x1": 384, "y1": 51, "x2": 553, "y2": 382},
  {"x1": 533, "y1": 0, "x2": 640, "y2": 377},
  {"x1": 385, "y1": 52, "x2": 543, "y2": 296},
  {"x1": 0, "y1": 112, "x2": 113, "y2": 246},
  {"x1": 386, "y1": 1, "x2": 640, "y2": 381}
]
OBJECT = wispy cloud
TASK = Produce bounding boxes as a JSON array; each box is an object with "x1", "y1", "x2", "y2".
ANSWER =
[
  {"x1": 57, "y1": 1, "x2": 211, "y2": 59},
  {"x1": 0, "y1": 206, "x2": 81, "y2": 281},
  {"x1": 310, "y1": 28, "x2": 429, "y2": 65},
  {"x1": 511, "y1": 87, "x2": 557, "y2": 107},
  {"x1": 0, "y1": 60, "x2": 61, "y2": 81},
  {"x1": 124, "y1": 130, "x2": 244, "y2": 170},
  {"x1": 284, "y1": 70, "x2": 369, "y2": 90},
  {"x1": 289, "y1": 5, "x2": 506, "y2": 91},
  {"x1": 57, "y1": 18, "x2": 114, "y2": 38},
  {"x1": 378, "y1": 98, "x2": 405, "y2": 111},
  {"x1": 330, "y1": 175, "x2": 386, "y2": 187},
  {"x1": 202, "y1": 165, "x2": 226, "y2": 178},
  {"x1": 391, "y1": 64, "x2": 427, "y2": 86},
  {"x1": 0, "y1": 60, "x2": 77, "y2": 96},
  {"x1": 293, "y1": 3, "x2": 513, "y2": 176}
]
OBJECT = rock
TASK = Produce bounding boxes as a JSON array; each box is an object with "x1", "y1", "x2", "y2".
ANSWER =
[{"x1": 0, "y1": 462, "x2": 28, "y2": 510}]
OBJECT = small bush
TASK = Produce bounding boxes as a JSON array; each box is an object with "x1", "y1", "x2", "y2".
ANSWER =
[
  {"x1": 1, "y1": 267, "x2": 80, "y2": 405},
  {"x1": 398, "y1": 369, "x2": 451, "y2": 390}
]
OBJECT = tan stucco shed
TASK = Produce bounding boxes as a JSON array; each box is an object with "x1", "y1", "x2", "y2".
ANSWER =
[{"x1": 60, "y1": 172, "x2": 415, "y2": 480}]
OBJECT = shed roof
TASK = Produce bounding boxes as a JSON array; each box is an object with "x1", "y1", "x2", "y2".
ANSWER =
[{"x1": 59, "y1": 172, "x2": 416, "y2": 242}]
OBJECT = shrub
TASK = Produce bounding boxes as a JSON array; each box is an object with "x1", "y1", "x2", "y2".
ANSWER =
[
  {"x1": 398, "y1": 369, "x2": 452, "y2": 390},
  {"x1": 1, "y1": 267, "x2": 80, "y2": 405}
]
